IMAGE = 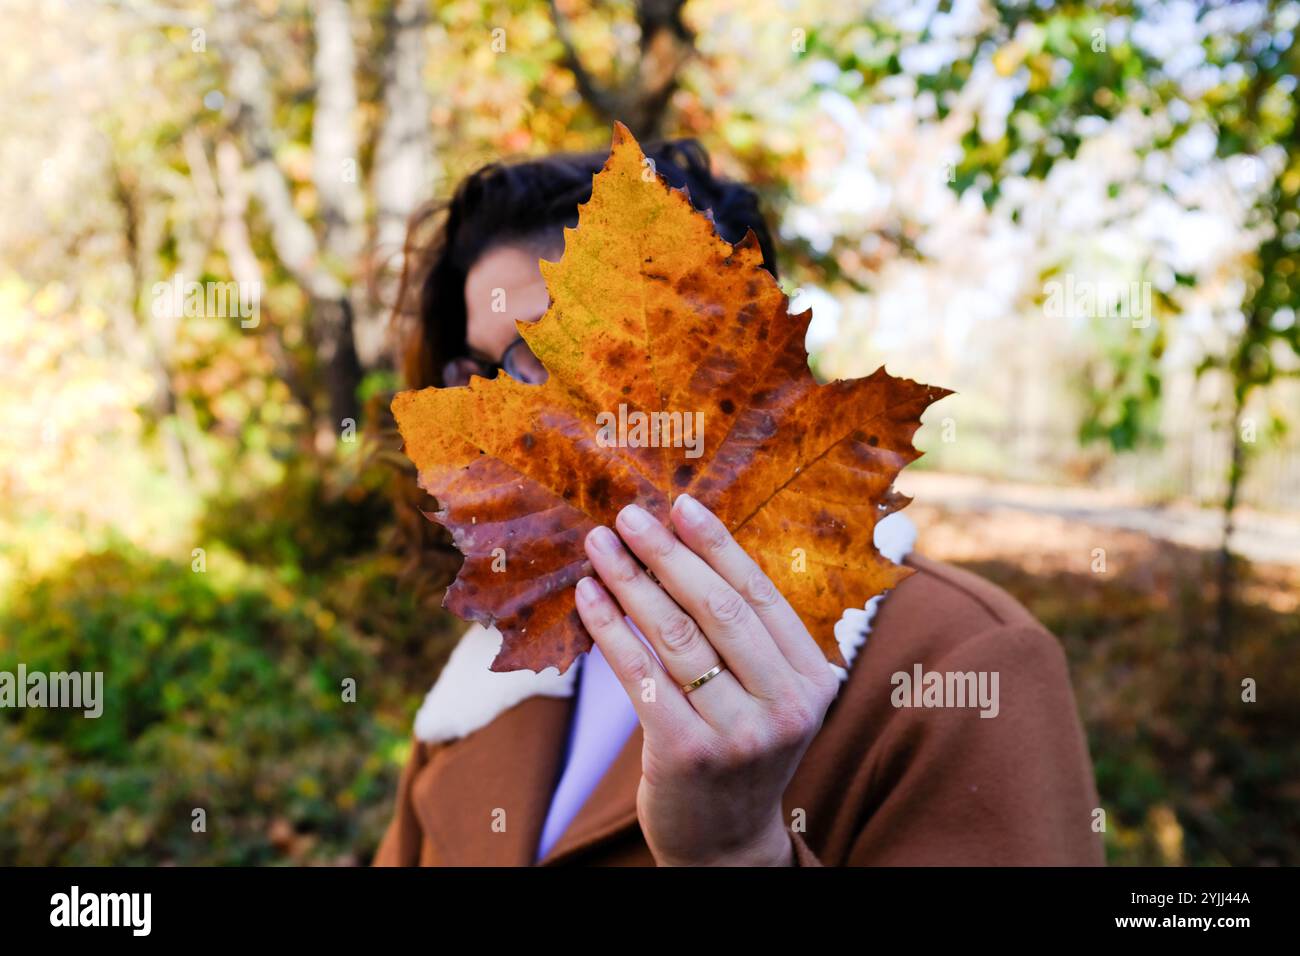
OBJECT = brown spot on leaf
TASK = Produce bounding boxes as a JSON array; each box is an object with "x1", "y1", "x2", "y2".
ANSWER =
[{"x1": 588, "y1": 475, "x2": 612, "y2": 509}]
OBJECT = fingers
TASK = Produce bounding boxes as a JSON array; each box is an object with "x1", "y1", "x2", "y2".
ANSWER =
[
  {"x1": 573, "y1": 576, "x2": 702, "y2": 737},
  {"x1": 608, "y1": 504, "x2": 795, "y2": 702},
  {"x1": 669, "y1": 494, "x2": 832, "y2": 682},
  {"x1": 583, "y1": 524, "x2": 753, "y2": 727}
]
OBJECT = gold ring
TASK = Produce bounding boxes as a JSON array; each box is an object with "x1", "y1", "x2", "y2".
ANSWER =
[{"x1": 681, "y1": 663, "x2": 725, "y2": 694}]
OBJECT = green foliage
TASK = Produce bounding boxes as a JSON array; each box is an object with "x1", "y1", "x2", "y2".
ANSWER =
[
  {"x1": 0, "y1": 543, "x2": 407, "y2": 865},
  {"x1": 1076, "y1": 314, "x2": 1165, "y2": 452},
  {"x1": 952, "y1": 0, "x2": 1300, "y2": 455},
  {"x1": 198, "y1": 459, "x2": 390, "y2": 578}
]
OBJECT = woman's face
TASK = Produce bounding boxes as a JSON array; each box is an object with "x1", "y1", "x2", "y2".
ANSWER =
[{"x1": 464, "y1": 243, "x2": 552, "y2": 364}]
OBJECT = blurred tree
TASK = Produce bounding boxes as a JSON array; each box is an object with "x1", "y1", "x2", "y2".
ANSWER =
[
  {"x1": 848, "y1": 0, "x2": 1300, "y2": 648},
  {"x1": 213, "y1": 0, "x2": 368, "y2": 429},
  {"x1": 548, "y1": 0, "x2": 695, "y2": 140},
  {"x1": 1202, "y1": 0, "x2": 1300, "y2": 652}
]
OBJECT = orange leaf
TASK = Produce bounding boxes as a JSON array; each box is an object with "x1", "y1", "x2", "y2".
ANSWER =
[{"x1": 393, "y1": 122, "x2": 950, "y2": 673}]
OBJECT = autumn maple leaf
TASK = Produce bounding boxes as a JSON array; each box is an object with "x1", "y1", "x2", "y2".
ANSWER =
[{"x1": 392, "y1": 122, "x2": 950, "y2": 674}]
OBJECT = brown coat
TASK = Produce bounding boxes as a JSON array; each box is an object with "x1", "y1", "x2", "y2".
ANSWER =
[{"x1": 373, "y1": 554, "x2": 1105, "y2": 866}]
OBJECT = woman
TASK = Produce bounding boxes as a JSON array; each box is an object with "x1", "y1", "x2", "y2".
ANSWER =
[{"x1": 375, "y1": 136, "x2": 1103, "y2": 867}]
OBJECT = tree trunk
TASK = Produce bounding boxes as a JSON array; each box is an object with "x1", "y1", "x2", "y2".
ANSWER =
[
  {"x1": 216, "y1": 0, "x2": 364, "y2": 429},
  {"x1": 1212, "y1": 385, "x2": 1247, "y2": 707},
  {"x1": 212, "y1": 137, "x2": 318, "y2": 419},
  {"x1": 548, "y1": 0, "x2": 694, "y2": 141},
  {"x1": 110, "y1": 155, "x2": 193, "y2": 483},
  {"x1": 371, "y1": 0, "x2": 434, "y2": 359},
  {"x1": 314, "y1": 295, "x2": 363, "y2": 429},
  {"x1": 312, "y1": 0, "x2": 370, "y2": 389}
]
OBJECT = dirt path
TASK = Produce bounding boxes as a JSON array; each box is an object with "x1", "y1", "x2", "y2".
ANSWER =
[{"x1": 897, "y1": 472, "x2": 1300, "y2": 567}]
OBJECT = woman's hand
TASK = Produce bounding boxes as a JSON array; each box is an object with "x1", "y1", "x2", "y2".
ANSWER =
[{"x1": 573, "y1": 494, "x2": 840, "y2": 867}]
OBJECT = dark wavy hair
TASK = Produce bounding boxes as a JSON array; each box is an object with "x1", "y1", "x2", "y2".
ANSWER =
[
  {"x1": 383, "y1": 135, "x2": 779, "y2": 596},
  {"x1": 392, "y1": 136, "x2": 779, "y2": 390}
]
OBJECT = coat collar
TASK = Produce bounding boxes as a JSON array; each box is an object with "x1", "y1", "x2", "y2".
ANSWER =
[
  {"x1": 409, "y1": 511, "x2": 917, "y2": 866},
  {"x1": 411, "y1": 689, "x2": 646, "y2": 866}
]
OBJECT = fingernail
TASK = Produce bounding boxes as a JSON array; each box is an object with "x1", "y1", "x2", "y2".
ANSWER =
[
  {"x1": 618, "y1": 503, "x2": 652, "y2": 532},
  {"x1": 674, "y1": 493, "x2": 706, "y2": 526},
  {"x1": 575, "y1": 576, "x2": 600, "y2": 604},
  {"x1": 587, "y1": 525, "x2": 620, "y2": 554}
]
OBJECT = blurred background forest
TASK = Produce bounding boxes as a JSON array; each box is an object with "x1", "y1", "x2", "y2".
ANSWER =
[{"x1": 1, "y1": 0, "x2": 1297, "y2": 866}]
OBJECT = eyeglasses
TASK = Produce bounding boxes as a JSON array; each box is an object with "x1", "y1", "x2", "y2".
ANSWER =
[{"x1": 441, "y1": 335, "x2": 548, "y2": 387}]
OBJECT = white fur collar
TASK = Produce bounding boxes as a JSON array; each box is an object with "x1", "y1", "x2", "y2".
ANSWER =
[{"x1": 413, "y1": 511, "x2": 917, "y2": 744}]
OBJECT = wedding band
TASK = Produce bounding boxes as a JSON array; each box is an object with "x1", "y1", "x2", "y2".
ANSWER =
[{"x1": 681, "y1": 664, "x2": 725, "y2": 694}]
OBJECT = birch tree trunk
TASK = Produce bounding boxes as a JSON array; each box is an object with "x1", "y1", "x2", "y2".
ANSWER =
[
  {"x1": 215, "y1": 0, "x2": 364, "y2": 430},
  {"x1": 370, "y1": 0, "x2": 435, "y2": 366}
]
